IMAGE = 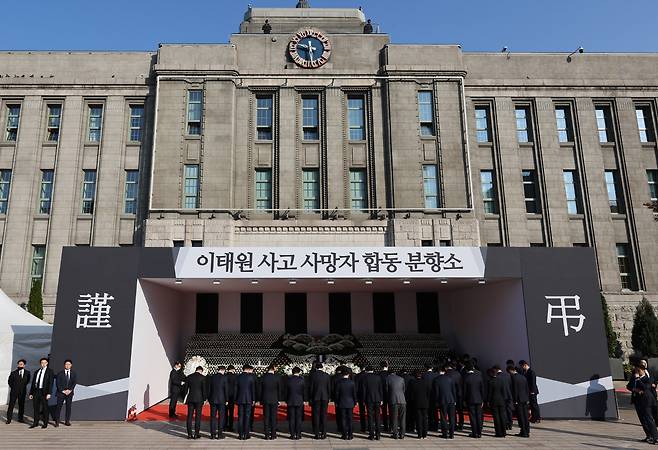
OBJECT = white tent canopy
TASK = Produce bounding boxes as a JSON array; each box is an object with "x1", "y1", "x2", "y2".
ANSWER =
[{"x1": 0, "y1": 289, "x2": 52, "y2": 405}]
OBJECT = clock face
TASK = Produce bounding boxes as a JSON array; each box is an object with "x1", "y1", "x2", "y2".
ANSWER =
[{"x1": 289, "y1": 29, "x2": 332, "y2": 69}]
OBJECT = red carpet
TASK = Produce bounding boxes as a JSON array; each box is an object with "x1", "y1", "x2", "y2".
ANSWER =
[
  {"x1": 137, "y1": 402, "x2": 335, "y2": 422},
  {"x1": 136, "y1": 401, "x2": 493, "y2": 423}
]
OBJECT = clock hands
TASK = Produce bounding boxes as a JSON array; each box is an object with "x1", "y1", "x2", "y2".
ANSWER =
[{"x1": 297, "y1": 40, "x2": 317, "y2": 62}]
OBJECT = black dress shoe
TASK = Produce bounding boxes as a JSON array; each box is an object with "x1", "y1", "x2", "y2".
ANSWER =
[
  {"x1": 29, "y1": 424, "x2": 38, "y2": 429},
  {"x1": 53, "y1": 422, "x2": 59, "y2": 427},
  {"x1": 64, "y1": 422, "x2": 71, "y2": 426},
  {"x1": 41, "y1": 425, "x2": 47, "y2": 429},
  {"x1": 5, "y1": 420, "x2": 10, "y2": 425},
  {"x1": 218, "y1": 434, "x2": 225, "y2": 440}
]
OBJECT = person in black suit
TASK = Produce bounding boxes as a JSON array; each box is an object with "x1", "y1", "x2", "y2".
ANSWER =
[
  {"x1": 463, "y1": 362, "x2": 484, "y2": 438},
  {"x1": 235, "y1": 364, "x2": 256, "y2": 440},
  {"x1": 6, "y1": 359, "x2": 30, "y2": 424},
  {"x1": 354, "y1": 366, "x2": 367, "y2": 433},
  {"x1": 29, "y1": 357, "x2": 54, "y2": 429},
  {"x1": 168, "y1": 361, "x2": 185, "y2": 418},
  {"x1": 309, "y1": 362, "x2": 331, "y2": 439},
  {"x1": 362, "y1": 366, "x2": 383, "y2": 440},
  {"x1": 259, "y1": 365, "x2": 282, "y2": 440},
  {"x1": 54, "y1": 359, "x2": 77, "y2": 427},
  {"x1": 494, "y1": 364, "x2": 513, "y2": 432},
  {"x1": 520, "y1": 360, "x2": 541, "y2": 423},
  {"x1": 421, "y1": 363, "x2": 439, "y2": 432},
  {"x1": 504, "y1": 360, "x2": 516, "y2": 429},
  {"x1": 628, "y1": 364, "x2": 658, "y2": 444},
  {"x1": 446, "y1": 361, "x2": 464, "y2": 431},
  {"x1": 224, "y1": 365, "x2": 237, "y2": 432},
  {"x1": 184, "y1": 366, "x2": 206, "y2": 439},
  {"x1": 508, "y1": 365, "x2": 530, "y2": 437},
  {"x1": 208, "y1": 365, "x2": 228, "y2": 439},
  {"x1": 378, "y1": 361, "x2": 391, "y2": 432},
  {"x1": 487, "y1": 366, "x2": 508, "y2": 438},
  {"x1": 286, "y1": 367, "x2": 305, "y2": 440},
  {"x1": 408, "y1": 370, "x2": 431, "y2": 439},
  {"x1": 433, "y1": 367, "x2": 457, "y2": 439},
  {"x1": 334, "y1": 369, "x2": 356, "y2": 440}
]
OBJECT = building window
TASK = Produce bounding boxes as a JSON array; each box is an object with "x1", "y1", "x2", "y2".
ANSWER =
[
  {"x1": 81, "y1": 170, "x2": 96, "y2": 214},
  {"x1": 563, "y1": 170, "x2": 582, "y2": 215},
  {"x1": 46, "y1": 105, "x2": 62, "y2": 142},
  {"x1": 5, "y1": 105, "x2": 20, "y2": 141},
  {"x1": 256, "y1": 96, "x2": 273, "y2": 141},
  {"x1": 636, "y1": 105, "x2": 655, "y2": 143},
  {"x1": 39, "y1": 170, "x2": 54, "y2": 214},
  {"x1": 475, "y1": 106, "x2": 491, "y2": 143},
  {"x1": 0, "y1": 170, "x2": 11, "y2": 214},
  {"x1": 124, "y1": 170, "x2": 139, "y2": 214},
  {"x1": 648, "y1": 170, "x2": 658, "y2": 202},
  {"x1": 616, "y1": 243, "x2": 636, "y2": 290},
  {"x1": 421, "y1": 240, "x2": 434, "y2": 247},
  {"x1": 515, "y1": 106, "x2": 532, "y2": 143},
  {"x1": 422, "y1": 165, "x2": 439, "y2": 208},
  {"x1": 191, "y1": 240, "x2": 203, "y2": 247},
  {"x1": 302, "y1": 96, "x2": 320, "y2": 140},
  {"x1": 173, "y1": 240, "x2": 184, "y2": 247},
  {"x1": 522, "y1": 170, "x2": 540, "y2": 213},
  {"x1": 555, "y1": 106, "x2": 573, "y2": 143},
  {"x1": 302, "y1": 169, "x2": 320, "y2": 211},
  {"x1": 605, "y1": 170, "x2": 624, "y2": 214},
  {"x1": 418, "y1": 91, "x2": 435, "y2": 136},
  {"x1": 187, "y1": 90, "x2": 203, "y2": 136},
  {"x1": 480, "y1": 170, "x2": 497, "y2": 214},
  {"x1": 87, "y1": 105, "x2": 103, "y2": 142},
  {"x1": 129, "y1": 105, "x2": 144, "y2": 142},
  {"x1": 183, "y1": 164, "x2": 200, "y2": 209},
  {"x1": 255, "y1": 168, "x2": 272, "y2": 210},
  {"x1": 31, "y1": 245, "x2": 46, "y2": 284},
  {"x1": 349, "y1": 169, "x2": 367, "y2": 211},
  {"x1": 595, "y1": 106, "x2": 613, "y2": 143},
  {"x1": 348, "y1": 96, "x2": 365, "y2": 141}
]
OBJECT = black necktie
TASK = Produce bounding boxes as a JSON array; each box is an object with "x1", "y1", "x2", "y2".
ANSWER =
[
  {"x1": 37, "y1": 369, "x2": 42, "y2": 388},
  {"x1": 66, "y1": 371, "x2": 70, "y2": 386}
]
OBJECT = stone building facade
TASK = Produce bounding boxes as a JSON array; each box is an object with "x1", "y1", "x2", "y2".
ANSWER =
[{"x1": 0, "y1": 6, "x2": 656, "y2": 354}]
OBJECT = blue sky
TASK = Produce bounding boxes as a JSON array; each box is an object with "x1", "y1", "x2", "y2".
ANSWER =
[{"x1": 2, "y1": 0, "x2": 657, "y2": 52}]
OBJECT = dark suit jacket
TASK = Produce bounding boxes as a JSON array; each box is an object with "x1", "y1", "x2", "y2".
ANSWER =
[
  {"x1": 235, "y1": 372, "x2": 256, "y2": 405},
  {"x1": 511, "y1": 372, "x2": 530, "y2": 403},
  {"x1": 259, "y1": 373, "x2": 282, "y2": 404},
  {"x1": 309, "y1": 370, "x2": 331, "y2": 402},
  {"x1": 487, "y1": 376, "x2": 507, "y2": 406},
  {"x1": 463, "y1": 371, "x2": 485, "y2": 405},
  {"x1": 169, "y1": 368, "x2": 185, "y2": 395},
  {"x1": 334, "y1": 377, "x2": 356, "y2": 409},
  {"x1": 55, "y1": 370, "x2": 77, "y2": 397},
  {"x1": 433, "y1": 374, "x2": 456, "y2": 406},
  {"x1": 408, "y1": 377, "x2": 431, "y2": 409},
  {"x1": 208, "y1": 373, "x2": 229, "y2": 405},
  {"x1": 524, "y1": 368, "x2": 539, "y2": 394},
  {"x1": 354, "y1": 372, "x2": 366, "y2": 402},
  {"x1": 363, "y1": 372, "x2": 384, "y2": 404},
  {"x1": 185, "y1": 372, "x2": 207, "y2": 404},
  {"x1": 30, "y1": 367, "x2": 54, "y2": 396},
  {"x1": 286, "y1": 375, "x2": 305, "y2": 406},
  {"x1": 225, "y1": 372, "x2": 237, "y2": 401},
  {"x1": 446, "y1": 368, "x2": 463, "y2": 399},
  {"x1": 8, "y1": 368, "x2": 30, "y2": 394},
  {"x1": 386, "y1": 373, "x2": 406, "y2": 405},
  {"x1": 378, "y1": 370, "x2": 391, "y2": 400},
  {"x1": 497, "y1": 370, "x2": 513, "y2": 401}
]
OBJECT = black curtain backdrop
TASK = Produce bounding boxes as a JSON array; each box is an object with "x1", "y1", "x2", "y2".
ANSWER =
[
  {"x1": 196, "y1": 293, "x2": 219, "y2": 333},
  {"x1": 285, "y1": 292, "x2": 307, "y2": 334},
  {"x1": 329, "y1": 292, "x2": 352, "y2": 334},
  {"x1": 416, "y1": 292, "x2": 440, "y2": 333},
  {"x1": 240, "y1": 293, "x2": 263, "y2": 333},
  {"x1": 373, "y1": 292, "x2": 396, "y2": 333}
]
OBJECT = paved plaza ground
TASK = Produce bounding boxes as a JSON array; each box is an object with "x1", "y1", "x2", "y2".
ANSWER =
[{"x1": 0, "y1": 390, "x2": 651, "y2": 449}]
